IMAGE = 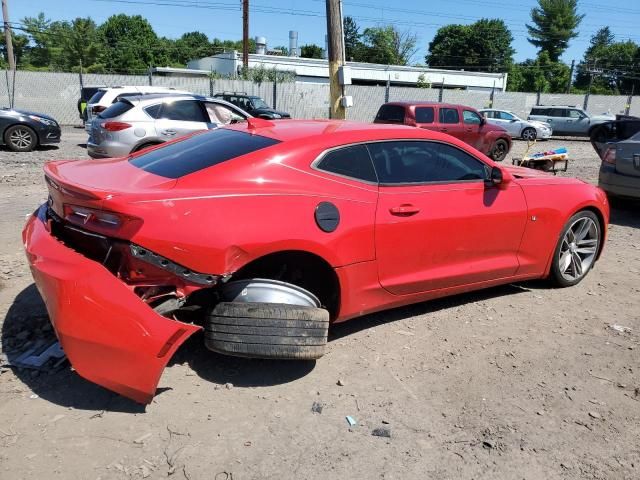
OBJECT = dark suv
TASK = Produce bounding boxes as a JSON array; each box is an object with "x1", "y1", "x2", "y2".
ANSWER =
[
  {"x1": 214, "y1": 92, "x2": 290, "y2": 119},
  {"x1": 374, "y1": 102, "x2": 512, "y2": 161}
]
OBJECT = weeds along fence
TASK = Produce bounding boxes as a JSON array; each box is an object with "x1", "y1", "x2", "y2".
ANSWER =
[{"x1": 2, "y1": 70, "x2": 639, "y2": 125}]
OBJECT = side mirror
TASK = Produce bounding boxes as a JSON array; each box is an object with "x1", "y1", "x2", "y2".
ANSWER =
[
  {"x1": 510, "y1": 118, "x2": 517, "y2": 122},
  {"x1": 485, "y1": 166, "x2": 504, "y2": 187},
  {"x1": 479, "y1": 116, "x2": 486, "y2": 126}
]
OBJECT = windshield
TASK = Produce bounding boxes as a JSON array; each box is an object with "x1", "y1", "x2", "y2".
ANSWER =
[{"x1": 250, "y1": 97, "x2": 270, "y2": 109}]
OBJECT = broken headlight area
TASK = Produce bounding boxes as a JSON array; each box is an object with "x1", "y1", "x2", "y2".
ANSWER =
[{"x1": 46, "y1": 206, "x2": 220, "y2": 319}]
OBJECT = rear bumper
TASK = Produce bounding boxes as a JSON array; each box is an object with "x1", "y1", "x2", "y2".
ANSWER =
[
  {"x1": 22, "y1": 204, "x2": 201, "y2": 403},
  {"x1": 599, "y1": 164, "x2": 640, "y2": 199},
  {"x1": 87, "y1": 140, "x2": 131, "y2": 159}
]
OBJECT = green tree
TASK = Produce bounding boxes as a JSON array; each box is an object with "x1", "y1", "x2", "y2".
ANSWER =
[
  {"x1": 0, "y1": 30, "x2": 29, "y2": 66},
  {"x1": 426, "y1": 19, "x2": 514, "y2": 73},
  {"x1": 508, "y1": 52, "x2": 570, "y2": 92},
  {"x1": 21, "y1": 13, "x2": 53, "y2": 67},
  {"x1": 574, "y1": 27, "x2": 639, "y2": 94},
  {"x1": 97, "y1": 14, "x2": 160, "y2": 72},
  {"x1": 526, "y1": 0, "x2": 584, "y2": 62},
  {"x1": 58, "y1": 18, "x2": 100, "y2": 71},
  {"x1": 359, "y1": 26, "x2": 417, "y2": 65},
  {"x1": 300, "y1": 44, "x2": 323, "y2": 59},
  {"x1": 175, "y1": 31, "x2": 211, "y2": 65},
  {"x1": 343, "y1": 16, "x2": 363, "y2": 61}
]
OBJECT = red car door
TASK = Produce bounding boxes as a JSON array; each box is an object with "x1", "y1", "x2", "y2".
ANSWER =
[
  {"x1": 436, "y1": 106, "x2": 465, "y2": 141},
  {"x1": 461, "y1": 109, "x2": 484, "y2": 151},
  {"x1": 369, "y1": 140, "x2": 527, "y2": 295}
]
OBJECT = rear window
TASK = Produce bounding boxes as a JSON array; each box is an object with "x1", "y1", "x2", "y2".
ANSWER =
[
  {"x1": 130, "y1": 129, "x2": 280, "y2": 178},
  {"x1": 98, "y1": 101, "x2": 134, "y2": 119},
  {"x1": 88, "y1": 90, "x2": 106, "y2": 104},
  {"x1": 375, "y1": 105, "x2": 406, "y2": 123}
]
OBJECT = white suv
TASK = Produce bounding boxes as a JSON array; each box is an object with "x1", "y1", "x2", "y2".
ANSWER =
[{"x1": 85, "y1": 86, "x2": 191, "y2": 132}]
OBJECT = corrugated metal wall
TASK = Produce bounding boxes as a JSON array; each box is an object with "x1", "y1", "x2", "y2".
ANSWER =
[{"x1": 1, "y1": 71, "x2": 638, "y2": 125}]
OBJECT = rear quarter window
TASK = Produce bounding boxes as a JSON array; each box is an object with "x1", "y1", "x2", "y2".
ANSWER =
[
  {"x1": 129, "y1": 129, "x2": 280, "y2": 178},
  {"x1": 531, "y1": 107, "x2": 550, "y2": 116},
  {"x1": 98, "y1": 101, "x2": 134, "y2": 119},
  {"x1": 315, "y1": 145, "x2": 377, "y2": 183},
  {"x1": 375, "y1": 105, "x2": 406, "y2": 123}
]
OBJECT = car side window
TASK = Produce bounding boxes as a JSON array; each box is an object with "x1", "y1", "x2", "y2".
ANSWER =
[
  {"x1": 498, "y1": 111, "x2": 515, "y2": 121},
  {"x1": 463, "y1": 110, "x2": 482, "y2": 124},
  {"x1": 568, "y1": 110, "x2": 584, "y2": 119},
  {"x1": 439, "y1": 108, "x2": 459, "y2": 124},
  {"x1": 415, "y1": 107, "x2": 434, "y2": 123},
  {"x1": 375, "y1": 105, "x2": 406, "y2": 123},
  {"x1": 367, "y1": 141, "x2": 488, "y2": 185},
  {"x1": 144, "y1": 104, "x2": 162, "y2": 119},
  {"x1": 160, "y1": 100, "x2": 207, "y2": 122},
  {"x1": 204, "y1": 102, "x2": 245, "y2": 125},
  {"x1": 315, "y1": 145, "x2": 377, "y2": 183},
  {"x1": 483, "y1": 111, "x2": 494, "y2": 119},
  {"x1": 550, "y1": 108, "x2": 568, "y2": 117}
]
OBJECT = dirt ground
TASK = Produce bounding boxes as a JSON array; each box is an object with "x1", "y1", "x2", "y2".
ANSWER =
[{"x1": 0, "y1": 127, "x2": 639, "y2": 480}]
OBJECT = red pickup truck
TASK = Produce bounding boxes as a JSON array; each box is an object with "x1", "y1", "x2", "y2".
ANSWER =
[{"x1": 374, "y1": 102, "x2": 512, "y2": 161}]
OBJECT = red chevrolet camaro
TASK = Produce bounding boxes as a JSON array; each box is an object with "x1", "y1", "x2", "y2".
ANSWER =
[{"x1": 23, "y1": 119, "x2": 609, "y2": 403}]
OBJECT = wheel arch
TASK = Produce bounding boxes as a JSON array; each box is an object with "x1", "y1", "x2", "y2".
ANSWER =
[
  {"x1": 2, "y1": 122, "x2": 40, "y2": 146},
  {"x1": 578, "y1": 205, "x2": 607, "y2": 261},
  {"x1": 228, "y1": 249, "x2": 341, "y2": 319}
]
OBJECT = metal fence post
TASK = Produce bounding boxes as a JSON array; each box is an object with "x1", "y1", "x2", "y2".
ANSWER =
[
  {"x1": 583, "y1": 92, "x2": 590, "y2": 111},
  {"x1": 209, "y1": 75, "x2": 214, "y2": 97},
  {"x1": 489, "y1": 82, "x2": 495, "y2": 108},
  {"x1": 438, "y1": 77, "x2": 444, "y2": 102},
  {"x1": 536, "y1": 89, "x2": 541, "y2": 106},
  {"x1": 273, "y1": 76, "x2": 277, "y2": 109},
  {"x1": 385, "y1": 75, "x2": 390, "y2": 103},
  {"x1": 148, "y1": 66, "x2": 153, "y2": 86},
  {"x1": 625, "y1": 84, "x2": 634, "y2": 115}
]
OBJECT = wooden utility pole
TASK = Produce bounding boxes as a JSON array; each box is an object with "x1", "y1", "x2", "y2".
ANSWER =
[
  {"x1": 242, "y1": 0, "x2": 249, "y2": 70},
  {"x1": 566, "y1": 59, "x2": 575, "y2": 94},
  {"x1": 325, "y1": 0, "x2": 345, "y2": 119},
  {"x1": 2, "y1": 0, "x2": 15, "y2": 70}
]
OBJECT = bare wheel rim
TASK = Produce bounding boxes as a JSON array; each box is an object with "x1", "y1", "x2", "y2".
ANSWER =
[
  {"x1": 558, "y1": 217, "x2": 599, "y2": 282},
  {"x1": 522, "y1": 128, "x2": 536, "y2": 140},
  {"x1": 9, "y1": 128, "x2": 33, "y2": 149}
]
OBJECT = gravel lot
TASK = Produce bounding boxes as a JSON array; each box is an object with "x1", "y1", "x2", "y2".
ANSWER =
[{"x1": 0, "y1": 127, "x2": 638, "y2": 480}]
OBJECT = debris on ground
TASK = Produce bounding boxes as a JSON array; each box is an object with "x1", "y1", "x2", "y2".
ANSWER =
[
  {"x1": 345, "y1": 416, "x2": 357, "y2": 427},
  {"x1": 588, "y1": 411, "x2": 602, "y2": 420},
  {"x1": 337, "y1": 379, "x2": 345, "y2": 386},
  {"x1": 371, "y1": 427, "x2": 391, "y2": 438},
  {"x1": 609, "y1": 324, "x2": 632, "y2": 334},
  {"x1": 8, "y1": 340, "x2": 66, "y2": 370},
  {"x1": 311, "y1": 402, "x2": 323, "y2": 414}
]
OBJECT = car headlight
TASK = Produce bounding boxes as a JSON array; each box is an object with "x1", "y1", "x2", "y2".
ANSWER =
[
  {"x1": 271, "y1": 114, "x2": 281, "y2": 119},
  {"x1": 29, "y1": 115, "x2": 58, "y2": 127}
]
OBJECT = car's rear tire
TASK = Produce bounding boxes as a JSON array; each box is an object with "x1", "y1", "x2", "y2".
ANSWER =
[
  {"x1": 5, "y1": 125, "x2": 37, "y2": 152},
  {"x1": 490, "y1": 139, "x2": 509, "y2": 161},
  {"x1": 205, "y1": 302, "x2": 329, "y2": 360},
  {"x1": 549, "y1": 210, "x2": 601, "y2": 287},
  {"x1": 133, "y1": 142, "x2": 161, "y2": 153},
  {"x1": 521, "y1": 127, "x2": 537, "y2": 141}
]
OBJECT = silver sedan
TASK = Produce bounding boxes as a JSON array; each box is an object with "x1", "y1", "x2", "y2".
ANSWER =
[{"x1": 479, "y1": 109, "x2": 552, "y2": 141}]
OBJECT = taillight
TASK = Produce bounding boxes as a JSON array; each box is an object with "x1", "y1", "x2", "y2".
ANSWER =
[
  {"x1": 101, "y1": 121, "x2": 132, "y2": 131},
  {"x1": 63, "y1": 204, "x2": 143, "y2": 238},
  {"x1": 92, "y1": 105, "x2": 106, "y2": 114},
  {"x1": 603, "y1": 147, "x2": 616, "y2": 165}
]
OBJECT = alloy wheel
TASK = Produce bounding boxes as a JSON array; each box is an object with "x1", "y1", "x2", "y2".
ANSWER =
[
  {"x1": 522, "y1": 128, "x2": 537, "y2": 141},
  {"x1": 9, "y1": 128, "x2": 33, "y2": 149},
  {"x1": 558, "y1": 217, "x2": 599, "y2": 282}
]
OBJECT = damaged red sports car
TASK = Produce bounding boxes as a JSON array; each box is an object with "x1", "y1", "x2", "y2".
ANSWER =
[{"x1": 23, "y1": 119, "x2": 609, "y2": 403}]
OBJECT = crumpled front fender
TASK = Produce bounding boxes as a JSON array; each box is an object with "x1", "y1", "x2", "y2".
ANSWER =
[{"x1": 23, "y1": 205, "x2": 202, "y2": 404}]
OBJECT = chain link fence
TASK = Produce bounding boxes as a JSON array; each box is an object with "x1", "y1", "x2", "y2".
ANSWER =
[{"x1": 1, "y1": 70, "x2": 637, "y2": 125}]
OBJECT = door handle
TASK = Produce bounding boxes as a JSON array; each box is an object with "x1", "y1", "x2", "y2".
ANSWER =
[
  {"x1": 465, "y1": 128, "x2": 473, "y2": 132},
  {"x1": 161, "y1": 129, "x2": 177, "y2": 136},
  {"x1": 390, "y1": 204, "x2": 420, "y2": 216},
  {"x1": 439, "y1": 128, "x2": 448, "y2": 132}
]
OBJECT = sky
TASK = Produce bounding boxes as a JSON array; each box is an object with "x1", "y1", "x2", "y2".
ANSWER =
[{"x1": 6, "y1": 0, "x2": 640, "y2": 65}]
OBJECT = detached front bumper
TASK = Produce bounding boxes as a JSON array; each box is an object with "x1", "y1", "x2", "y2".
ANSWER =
[{"x1": 22, "y1": 204, "x2": 201, "y2": 403}]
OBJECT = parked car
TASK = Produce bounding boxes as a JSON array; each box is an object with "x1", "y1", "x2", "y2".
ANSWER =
[
  {"x1": 85, "y1": 86, "x2": 192, "y2": 133},
  {"x1": 213, "y1": 91, "x2": 290, "y2": 119},
  {"x1": 479, "y1": 109, "x2": 552, "y2": 141},
  {"x1": 528, "y1": 106, "x2": 615, "y2": 136},
  {"x1": 77, "y1": 85, "x2": 106, "y2": 124},
  {"x1": 87, "y1": 94, "x2": 250, "y2": 158},
  {"x1": 374, "y1": 102, "x2": 512, "y2": 161},
  {"x1": 24, "y1": 118, "x2": 608, "y2": 403},
  {"x1": 590, "y1": 116, "x2": 640, "y2": 199},
  {"x1": 0, "y1": 107, "x2": 61, "y2": 152}
]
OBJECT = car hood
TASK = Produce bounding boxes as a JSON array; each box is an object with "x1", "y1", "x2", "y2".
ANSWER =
[
  {"x1": 1, "y1": 107, "x2": 58, "y2": 122},
  {"x1": 591, "y1": 114, "x2": 616, "y2": 122},
  {"x1": 528, "y1": 120, "x2": 551, "y2": 129},
  {"x1": 252, "y1": 108, "x2": 291, "y2": 118},
  {"x1": 503, "y1": 165, "x2": 583, "y2": 184}
]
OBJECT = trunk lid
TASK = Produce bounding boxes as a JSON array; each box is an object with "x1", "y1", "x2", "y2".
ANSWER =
[
  {"x1": 591, "y1": 119, "x2": 640, "y2": 178},
  {"x1": 44, "y1": 158, "x2": 177, "y2": 217}
]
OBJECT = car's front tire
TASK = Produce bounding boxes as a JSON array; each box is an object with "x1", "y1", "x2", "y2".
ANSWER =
[
  {"x1": 521, "y1": 127, "x2": 537, "y2": 141},
  {"x1": 549, "y1": 210, "x2": 601, "y2": 287},
  {"x1": 205, "y1": 302, "x2": 329, "y2": 360},
  {"x1": 490, "y1": 139, "x2": 509, "y2": 161},
  {"x1": 4, "y1": 125, "x2": 38, "y2": 152}
]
